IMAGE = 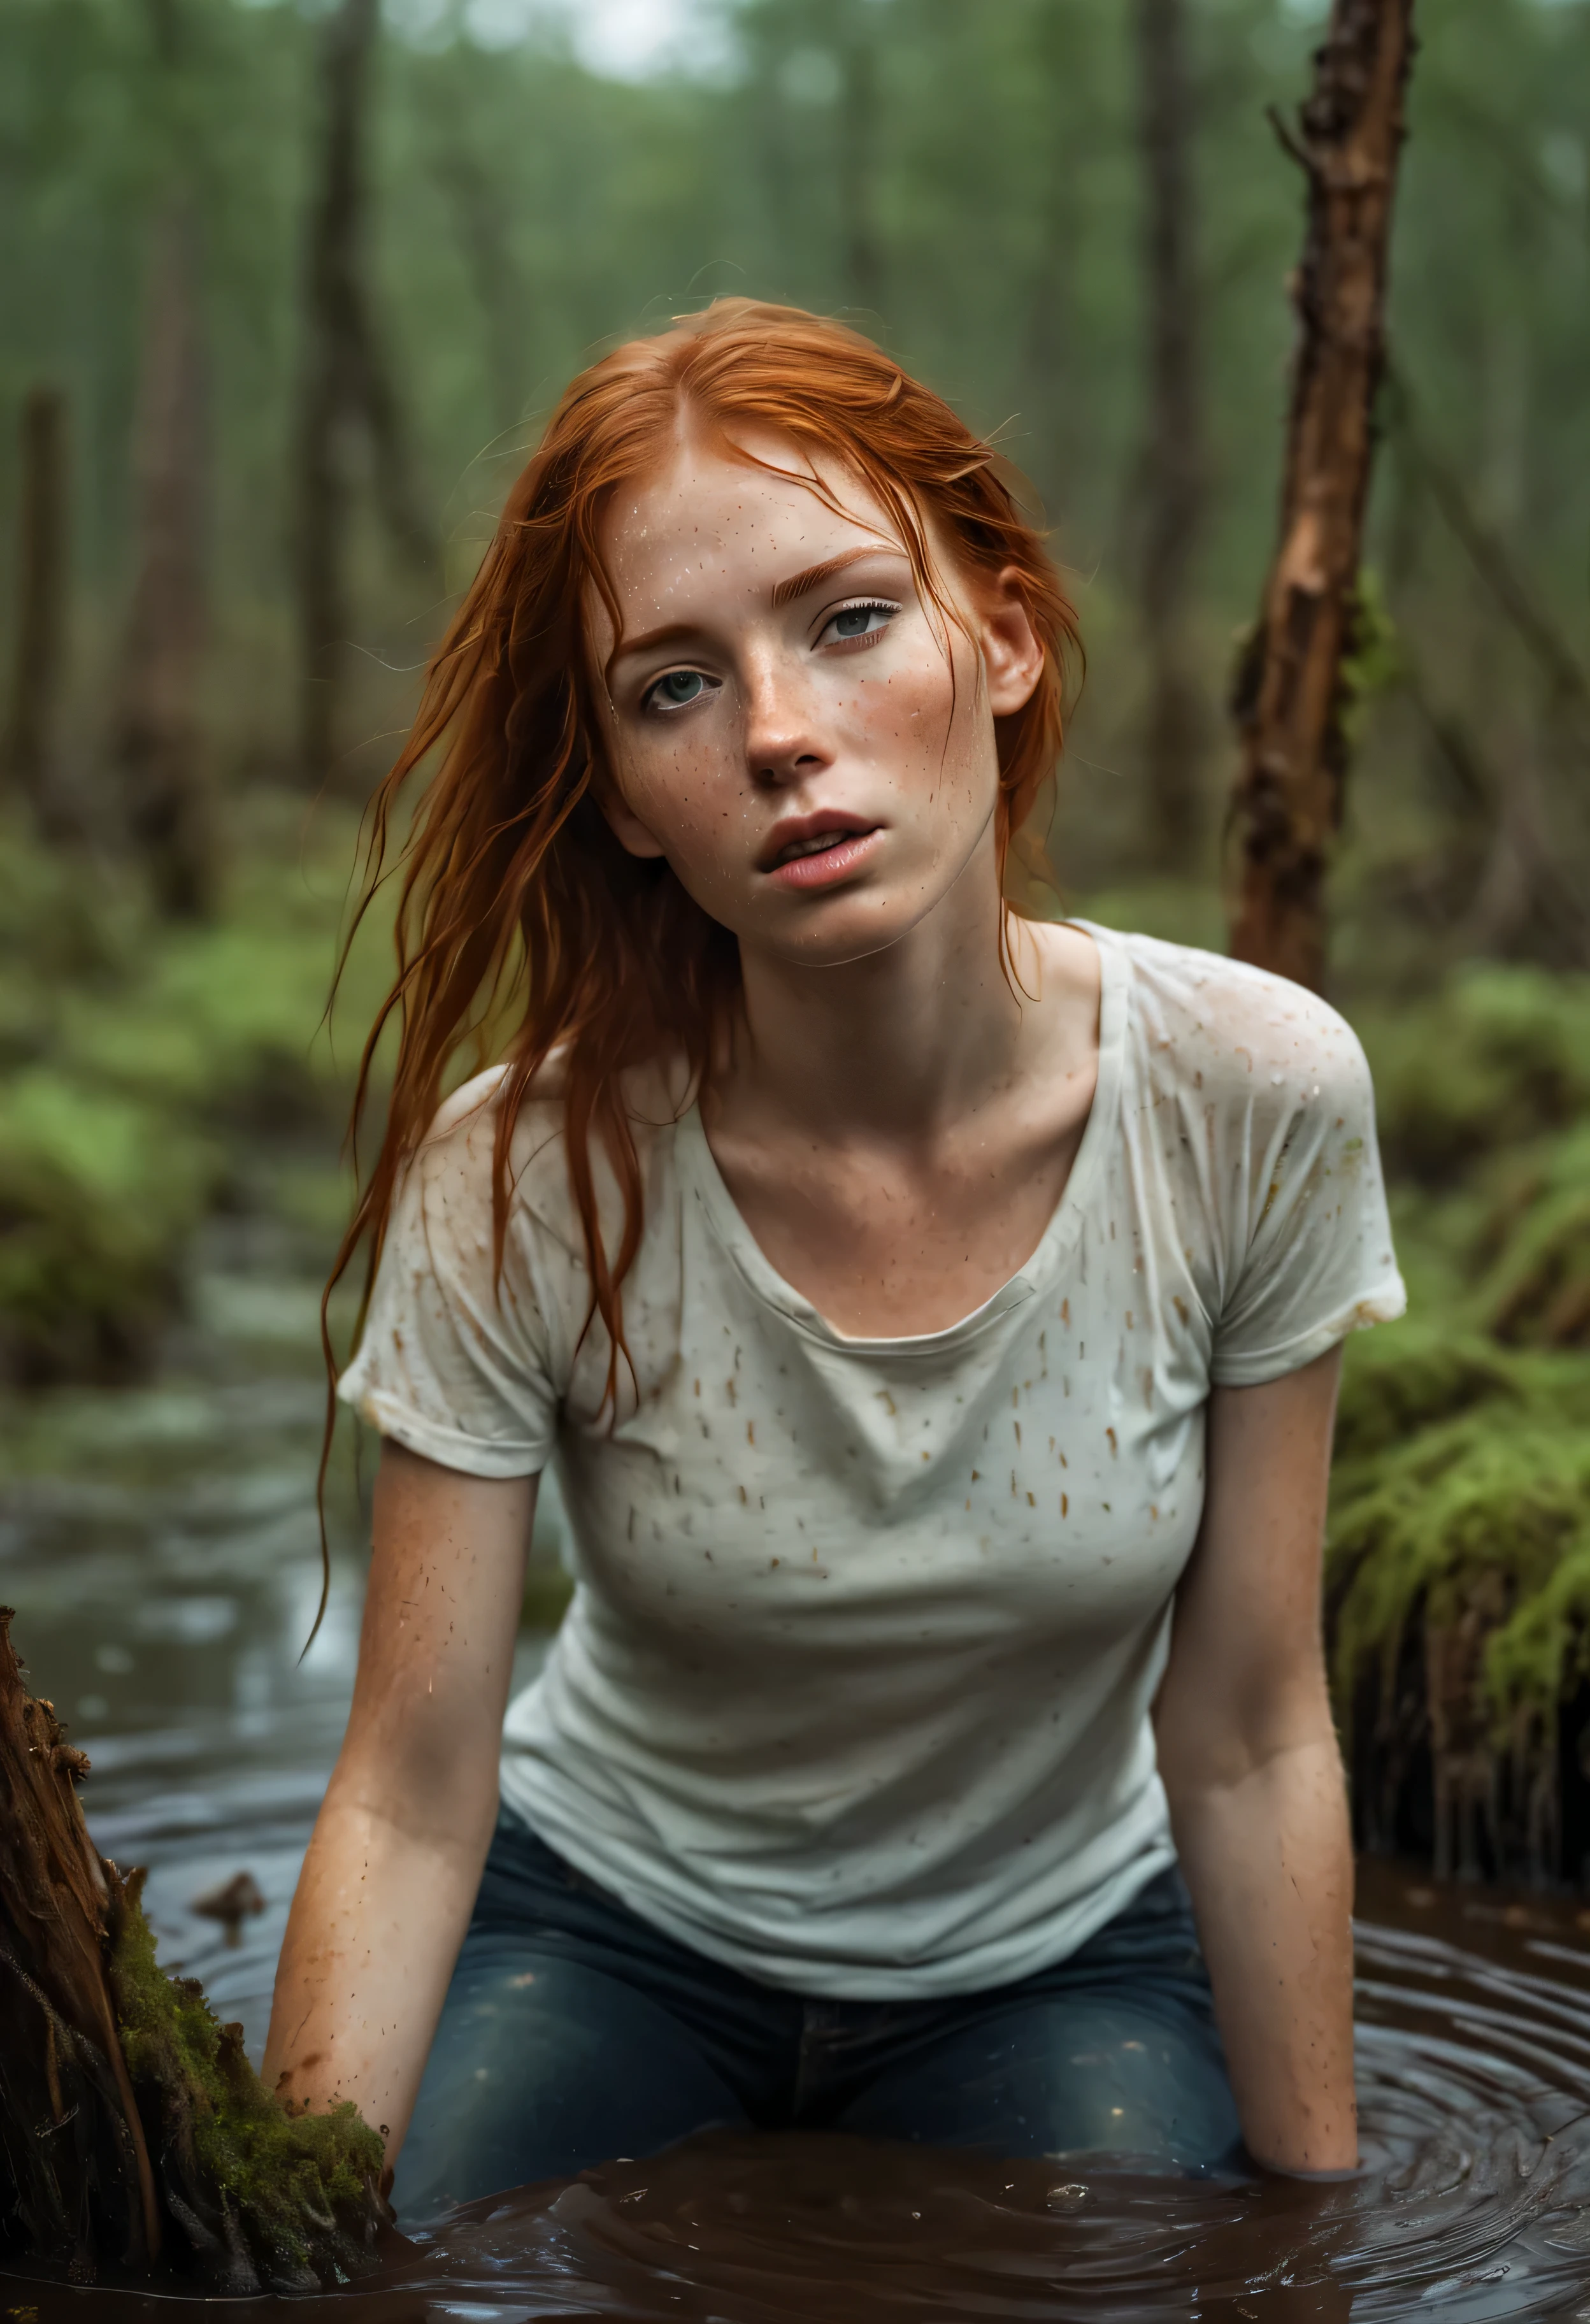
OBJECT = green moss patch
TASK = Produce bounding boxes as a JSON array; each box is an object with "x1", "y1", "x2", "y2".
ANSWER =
[{"x1": 108, "y1": 1870, "x2": 387, "y2": 2289}]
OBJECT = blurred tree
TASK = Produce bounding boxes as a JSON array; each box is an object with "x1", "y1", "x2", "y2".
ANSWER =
[
  {"x1": 296, "y1": 0, "x2": 434, "y2": 789},
  {"x1": 1020, "y1": 0, "x2": 1089, "y2": 518},
  {"x1": 426, "y1": 57, "x2": 531, "y2": 440},
  {"x1": 2, "y1": 387, "x2": 74, "y2": 845},
  {"x1": 1, "y1": 0, "x2": 1586, "y2": 945},
  {"x1": 838, "y1": 0, "x2": 885, "y2": 319},
  {"x1": 1131, "y1": 0, "x2": 1207, "y2": 866},
  {"x1": 111, "y1": 0, "x2": 213, "y2": 918},
  {"x1": 1226, "y1": 0, "x2": 1417, "y2": 992}
]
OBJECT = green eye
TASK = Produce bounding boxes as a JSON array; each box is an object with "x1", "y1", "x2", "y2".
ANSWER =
[
  {"x1": 650, "y1": 670, "x2": 707, "y2": 708},
  {"x1": 827, "y1": 603, "x2": 894, "y2": 642}
]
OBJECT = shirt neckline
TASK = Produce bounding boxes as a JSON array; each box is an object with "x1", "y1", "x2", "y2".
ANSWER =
[{"x1": 675, "y1": 921, "x2": 1128, "y2": 1359}]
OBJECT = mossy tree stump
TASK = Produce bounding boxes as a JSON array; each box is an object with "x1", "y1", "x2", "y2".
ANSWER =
[{"x1": 0, "y1": 1607, "x2": 391, "y2": 2290}]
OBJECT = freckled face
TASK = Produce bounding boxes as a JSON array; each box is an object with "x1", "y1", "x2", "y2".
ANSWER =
[{"x1": 586, "y1": 432, "x2": 1038, "y2": 968}]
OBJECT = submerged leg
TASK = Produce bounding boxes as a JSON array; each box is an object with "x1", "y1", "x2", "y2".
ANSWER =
[
  {"x1": 831, "y1": 1869, "x2": 1243, "y2": 2169},
  {"x1": 392, "y1": 1923, "x2": 751, "y2": 2221}
]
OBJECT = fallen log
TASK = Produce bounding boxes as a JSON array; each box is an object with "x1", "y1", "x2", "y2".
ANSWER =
[{"x1": 0, "y1": 1606, "x2": 390, "y2": 2291}]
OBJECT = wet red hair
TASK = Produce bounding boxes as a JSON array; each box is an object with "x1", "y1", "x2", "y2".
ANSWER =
[{"x1": 329, "y1": 299, "x2": 1082, "y2": 1464}]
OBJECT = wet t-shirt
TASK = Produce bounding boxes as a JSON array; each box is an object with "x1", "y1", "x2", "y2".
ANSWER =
[{"x1": 339, "y1": 925, "x2": 1405, "y2": 1997}]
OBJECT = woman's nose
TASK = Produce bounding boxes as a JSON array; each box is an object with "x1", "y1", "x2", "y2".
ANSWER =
[{"x1": 741, "y1": 653, "x2": 832, "y2": 789}]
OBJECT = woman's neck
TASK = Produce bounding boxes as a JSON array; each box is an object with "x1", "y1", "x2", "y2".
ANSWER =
[{"x1": 720, "y1": 843, "x2": 1052, "y2": 1149}]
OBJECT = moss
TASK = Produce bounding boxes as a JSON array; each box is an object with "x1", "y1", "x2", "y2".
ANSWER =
[
  {"x1": 1355, "y1": 963, "x2": 1590, "y2": 1182},
  {"x1": 0, "y1": 801, "x2": 389, "y2": 1382},
  {"x1": 108, "y1": 1870, "x2": 385, "y2": 2285},
  {"x1": 1329, "y1": 1402, "x2": 1590, "y2": 1724},
  {"x1": 1333, "y1": 1317, "x2": 1522, "y2": 1467}
]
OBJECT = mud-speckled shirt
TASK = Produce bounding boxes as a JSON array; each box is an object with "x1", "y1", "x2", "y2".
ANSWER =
[{"x1": 339, "y1": 924, "x2": 1405, "y2": 1997}]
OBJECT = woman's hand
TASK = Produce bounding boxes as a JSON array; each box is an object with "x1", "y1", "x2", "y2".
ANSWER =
[
  {"x1": 1154, "y1": 1345, "x2": 1356, "y2": 2176},
  {"x1": 263, "y1": 1442, "x2": 536, "y2": 2165}
]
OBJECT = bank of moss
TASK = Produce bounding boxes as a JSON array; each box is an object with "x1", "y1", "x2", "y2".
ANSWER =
[
  {"x1": 108, "y1": 1867, "x2": 387, "y2": 2288},
  {"x1": 1326, "y1": 968, "x2": 1590, "y2": 1876}
]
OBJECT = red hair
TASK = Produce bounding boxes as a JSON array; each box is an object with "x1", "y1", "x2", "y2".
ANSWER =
[{"x1": 329, "y1": 299, "x2": 1082, "y2": 1455}]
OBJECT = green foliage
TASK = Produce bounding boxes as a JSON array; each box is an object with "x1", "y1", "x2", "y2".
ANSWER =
[
  {"x1": 1331, "y1": 1318, "x2": 1521, "y2": 1468},
  {"x1": 1329, "y1": 1352, "x2": 1590, "y2": 1726},
  {"x1": 0, "y1": 808, "x2": 382, "y2": 1381},
  {"x1": 1328, "y1": 967, "x2": 1590, "y2": 1742},
  {"x1": 1356, "y1": 965, "x2": 1590, "y2": 1183},
  {"x1": 109, "y1": 1869, "x2": 385, "y2": 2285}
]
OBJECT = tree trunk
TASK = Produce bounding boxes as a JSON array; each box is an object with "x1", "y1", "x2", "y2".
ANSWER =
[
  {"x1": 1022, "y1": 5, "x2": 1083, "y2": 516},
  {"x1": 838, "y1": 5, "x2": 884, "y2": 320},
  {"x1": 1226, "y1": 0, "x2": 1417, "y2": 991},
  {"x1": 1133, "y1": 0, "x2": 1207, "y2": 866},
  {"x1": 111, "y1": 196, "x2": 212, "y2": 917},
  {"x1": 430, "y1": 81, "x2": 527, "y2": 440},
  {"x1": 0, "y1": 1609, "x2": 390, "y2": 2292},
  {"x1": 296, "y1": 0, "x2": 433, "y2": 788},
  {"x1": 3, "y1": 389, "x2": 76, "y2": 845}
]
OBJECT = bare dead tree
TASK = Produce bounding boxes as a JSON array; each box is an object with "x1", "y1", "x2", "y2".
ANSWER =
[
  {"x1": 111, "y1": 195, "x2": 212, "y2": 917},
  {"x1": 2, "y1": 387, "x2": 76, "y2": 844},
  {"x1": 1133, "y1": 0, "x2": 1208, "y2": 865},
  {"x1": 1226, "y1": 0, "x2": 1417, "y2": 991},
  {"x1": 296, "y1": 0, "x2": 434, "y2": 788}
]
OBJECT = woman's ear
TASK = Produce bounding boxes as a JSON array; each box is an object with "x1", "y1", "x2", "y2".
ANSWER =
[
  {"x1": 979, "y1": 567, "x2": 1045, "y2": 717},
  {"x1": 591, "y1": 764, "x2": 668, "y2": 861}
]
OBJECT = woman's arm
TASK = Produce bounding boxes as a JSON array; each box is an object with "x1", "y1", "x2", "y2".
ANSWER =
[
  {"x1": 264, "y1": 1441, "x2": 535, "y2": 2163},
  {"x1": 1154, "y1": 1345, "x2": 1356, "y2": 2175}
]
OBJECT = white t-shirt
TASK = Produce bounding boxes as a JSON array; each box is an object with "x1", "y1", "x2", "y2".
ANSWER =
[{"x1": 340, "y1": 926, "x2": 1405, "y2": 1998}]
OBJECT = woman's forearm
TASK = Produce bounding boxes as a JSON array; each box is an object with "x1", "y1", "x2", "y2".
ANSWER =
[
  {"x1": 264, "y1": 1774, "x2": 497, "y2": 2160},
  {"x1": 263, "y1": 1446, "x2": 533, "y2": 2161},
  {"x1": 1167, "y1": 1736, "x2": 1356, "y2": 2174}
]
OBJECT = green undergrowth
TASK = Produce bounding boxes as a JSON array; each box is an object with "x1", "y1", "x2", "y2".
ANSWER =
[
  {"x1": 1327, "y1": 965, "x2": 1590, "y2": 1743},
  {"x1": 0, "y1": 800, "x2": 387, "y2": 1383},
  {"x1": 109, "y1": 1868, "x2": 385, "y2": 2285}
]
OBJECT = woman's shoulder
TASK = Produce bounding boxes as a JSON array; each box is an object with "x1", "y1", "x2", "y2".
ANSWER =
[
  {"x1": 1091, "y1": 924, "x2": 1374, "y2": 1115},
  {"x1": 412, "y1": 1053, "x2": 692, "y2": 1240}
]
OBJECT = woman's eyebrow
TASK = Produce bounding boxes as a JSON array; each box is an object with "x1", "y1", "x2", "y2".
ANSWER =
[
  {"x1": 769, "y1": 545, "x2": 903, "y2": 610},
  {"x1": 606, "y1": 620, "x2": 701, "y2": 675},
  {"x1": 608, "y1": 544, "x2": 907, "y2": 673}
]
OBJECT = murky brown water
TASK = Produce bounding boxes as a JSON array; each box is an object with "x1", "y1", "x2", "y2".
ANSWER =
[{"x1": 5, "y1": 1226, "x2": 1590, "y2": 2320}]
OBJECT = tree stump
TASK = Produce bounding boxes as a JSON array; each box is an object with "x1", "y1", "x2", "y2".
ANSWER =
[{"x1": 0, "y1": 1607, "x2": 391, "y2": 2291}]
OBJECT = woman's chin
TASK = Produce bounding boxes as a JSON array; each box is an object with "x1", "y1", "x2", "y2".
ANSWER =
[{"x1": 748, "y1": 894, "x2": 947, "y2": 973}]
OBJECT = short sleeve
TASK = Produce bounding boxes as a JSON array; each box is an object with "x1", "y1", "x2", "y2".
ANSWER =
[
  {"x1": 337, "y1": 1075, "x2": 561, "y2": 1477},
  {"x1": 1206, "y1": 993, "x2": 1406, "y2": 1388}
]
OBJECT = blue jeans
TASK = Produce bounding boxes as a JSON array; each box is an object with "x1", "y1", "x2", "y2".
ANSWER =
[{"x1": 393, "y1": 1812, "x2": 1242, "y2": 2223}]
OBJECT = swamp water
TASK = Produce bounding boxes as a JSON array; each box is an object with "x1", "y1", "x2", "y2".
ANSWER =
[{"x1": 4, "y1": 1233, "x2": 1590, "y2": 2321}]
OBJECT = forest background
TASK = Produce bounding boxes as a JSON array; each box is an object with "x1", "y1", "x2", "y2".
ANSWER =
[{"x1": 3, "y1": 0, "x2": 1590, "y2": 1887}]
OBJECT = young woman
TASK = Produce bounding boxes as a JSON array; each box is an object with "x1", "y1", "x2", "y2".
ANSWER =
[{"x1": 263, "y1": 301, "x2": 1404, "y2": 2220}]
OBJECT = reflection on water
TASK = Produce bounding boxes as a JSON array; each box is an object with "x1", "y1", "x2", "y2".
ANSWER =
[{"x1": 4, "y1": 1240, "x2": 1590, "y2": 2319}]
